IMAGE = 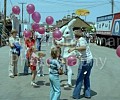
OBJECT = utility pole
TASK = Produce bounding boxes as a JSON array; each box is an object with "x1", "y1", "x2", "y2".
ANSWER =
[
  {"x1": 18, "y1": 2, "x2": 26, "y2": 23},
  {"x1": 29, "y1": 14, "x2": 30, "y2": 23},
  {"x1": 110, "y1": 0, "x2": 114, "y2": 14},
  {"x1": 3, "y1": 0, "x2": 7, "y2": 32}
]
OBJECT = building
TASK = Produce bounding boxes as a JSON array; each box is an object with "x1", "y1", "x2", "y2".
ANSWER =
[{"x1": 55, "y1": 13, "x2": 90, "y2": 29}]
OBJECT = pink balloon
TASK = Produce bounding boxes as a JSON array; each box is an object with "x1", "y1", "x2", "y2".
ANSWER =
[
  {"x1": 46, "y1": 58, "x2": 51, "y2": 64},
  {"x1": 46, "y1": 16, "x2": 54, "y2": 25},
  {"x1": 36, "y1": 27, "x2": 45, "y2": 34},
  {"x1": 32, "y1": 23, "x2": 40, "y2": 31},
  {"x1": 53, "y1": 30, "x2": 62, "y2": 40},
  {"x1": 116, "y1": 45, "x2": 120, "y2": 57},
  {"x1": 23, "y1": 30, "x2": 32, "y2": 38},
  {"x1": 12, "y1": 6, "x2": 20, "y2": 15},
  {"x1": 66, "y1": 55, "x2": 77, "y2": 66},
  {"x1": 32, "y1": 12, "x2": 41, "y2": 23},
  {"x1": 26, "y1": 4, "x2": 35, "y2": 14}
]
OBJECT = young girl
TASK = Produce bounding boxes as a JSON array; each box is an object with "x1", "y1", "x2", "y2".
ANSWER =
[
  {"x1": 49, "y1": 47, "x2": 63, "y2": 100},
  {"x1": 29, "y1": 47, "x2": 39, "y2": 86},
  {"x1": 24, "y1": 35, "x2": 36, "y2": 75},
  {"x1": 37, "y1": 51, "x2": 46, "y2": 77}
]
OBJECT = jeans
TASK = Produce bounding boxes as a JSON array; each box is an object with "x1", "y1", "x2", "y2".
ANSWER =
[
  {"x1": 49, "y1": 74, "x2": 61, "y2": 100},
  {"x1": 9, "y1": 53, "x2": 18, "y2": 76},
  {"x1": 73, "y1": 59, "x2": 93, "y2": 99},
  {"x1": 36, "y1": 38, "x2": 41, "y2": 51},
  {"x1": 24, "y1": 59, "x2": 29, "y2": 74}
]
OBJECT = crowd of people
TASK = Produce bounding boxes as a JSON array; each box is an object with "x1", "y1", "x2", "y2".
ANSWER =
[{"x1": 8, "y1": 27, "x2": 94, "y2": 100}]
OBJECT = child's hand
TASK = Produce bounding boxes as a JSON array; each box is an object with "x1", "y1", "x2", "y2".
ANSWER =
[{"x1": 61, "y1": 58, "x2": 65, "y2": 64}]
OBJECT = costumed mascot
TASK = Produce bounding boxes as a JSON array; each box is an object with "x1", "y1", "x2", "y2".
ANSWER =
[{"x1": 54, "y1": 19, "x2": 77, "y2": 88}]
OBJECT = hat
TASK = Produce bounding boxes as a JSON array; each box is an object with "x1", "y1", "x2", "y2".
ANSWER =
[
  {"x1": 10, "y1": 29, "x2": 17, "y2": 34},
  {"x1": 38, "y1": 51, "x2": 46, "y2": 57}
]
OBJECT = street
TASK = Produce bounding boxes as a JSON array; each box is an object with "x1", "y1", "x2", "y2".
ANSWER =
[{"x1": 0, "y1": 41, "x2": 120, "y2": 100}]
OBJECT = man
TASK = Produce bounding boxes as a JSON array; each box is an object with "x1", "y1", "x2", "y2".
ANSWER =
[
  {"x1": 35, "y1": 31, "x2": 44, "y2": 51},
  {"x1": 68, "y1": 27, "x2": 94, "y2": 99}
]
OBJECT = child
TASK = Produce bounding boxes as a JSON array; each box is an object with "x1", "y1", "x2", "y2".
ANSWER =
[
  {"x1": 29, "y1": 47, "x2": 39, "y2": 87},
  {"x1": 37, "y1": 51, "x2": 46, "y2": 77},
  {"x1": 9, "y1": 30, "x2": 20, "y2": 78},
  {"x1": 24, "y1": 37, "x2": 36, "y2": 75},
  {"x1": 49, "y1": 47, "x2": 63, "y2": 100}
]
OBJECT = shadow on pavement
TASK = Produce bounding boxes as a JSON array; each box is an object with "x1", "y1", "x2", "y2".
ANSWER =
[
  {"x1": 80, "y1": 89, "x2": 97, "y2": 99},
  {"x1": 45, "y1": 82, "x2": 50, "y2": 86},
  {"x1": 91, "y1": 90, "x2": 97, "y2": 97},
  {"x1": 19, "y1": 73, "x2": 31, "y2": 76},
  {"x1": 36, "y1": 81, "x2": 45, "y2": 86}
]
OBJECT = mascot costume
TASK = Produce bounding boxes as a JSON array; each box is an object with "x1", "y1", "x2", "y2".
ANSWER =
[{"x1": 54, "y1": 19, "x2": 77, "y2": 88}]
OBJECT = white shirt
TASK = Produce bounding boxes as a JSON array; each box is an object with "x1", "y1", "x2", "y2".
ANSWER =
[
  {"x1": 76, "y1": 37, "x2": 93, "y2": 61},
  {"x1": 35, "y1": 32, "x2": 42, "y2": 39},
  {"x1": 45, "y1": 32, "x2": 50, "y2": 36},
  {"x1": 9, "y1": 36, "x2": 20, "y2": 53},
  {"x1": 9, "y1": 36, "x2": 15, "y2": 48}
]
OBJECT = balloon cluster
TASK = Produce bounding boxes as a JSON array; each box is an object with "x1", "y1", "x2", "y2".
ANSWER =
[{"x1": 12, "y1": 4, "x2": 62, "y2": 40}]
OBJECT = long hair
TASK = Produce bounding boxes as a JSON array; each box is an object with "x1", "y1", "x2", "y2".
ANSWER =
[{"x1": 51, "y1": 47, "x2": 58, "y2": 59}]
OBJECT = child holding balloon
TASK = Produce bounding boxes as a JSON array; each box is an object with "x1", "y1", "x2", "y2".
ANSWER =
[
  {"x1": 9, "y1": 30, "x2": 20, "y2": 78},
  {"x1": 23, "y1": 30, "x2": 36, "y2": 75}
]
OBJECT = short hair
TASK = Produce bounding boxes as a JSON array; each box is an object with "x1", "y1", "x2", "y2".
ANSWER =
[
  {"x1": 73, "y1": 27, "x2": 83, "y2": 38},
  {"x1": 38, "y1": 51, "x2": 46, "y2": 57},
  {"x1": 51, "y1": 47, "x2": 59, "y2": 59},
  {"x1": 10, "y1": 29, "x2": 17, "y2": 34}
]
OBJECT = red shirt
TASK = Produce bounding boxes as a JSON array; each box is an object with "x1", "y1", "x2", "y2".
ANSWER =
[{"x1": 25, "y1": 38, "x2": 35, "y2": 48}]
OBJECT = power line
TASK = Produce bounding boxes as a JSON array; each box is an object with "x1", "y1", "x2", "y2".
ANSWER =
[
  {"x1": 9, "y1": 0, "x2": 13, "y2": 6},
  {"x1": 40, "y1": 2, "x2": 110, "y2": 14},
  {"x1": 56, "y1": 0, "x2": 107, "y2": 4},
  {"x1": 43, "y1": 0, "x2": 108, "y2": 6}
]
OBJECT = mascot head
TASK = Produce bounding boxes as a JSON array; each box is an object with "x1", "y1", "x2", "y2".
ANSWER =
[{"x1": 60, "y1": 19, "x2": 76, "y2": 39}]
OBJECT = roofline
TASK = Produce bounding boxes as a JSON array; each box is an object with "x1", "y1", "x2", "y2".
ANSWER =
[{"x1": 59, "y1": 16, "x2": 90, "y2": 28}]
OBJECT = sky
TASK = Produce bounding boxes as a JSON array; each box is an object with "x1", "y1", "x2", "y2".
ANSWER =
[{"x1": 0, "y1": 0, "x2": 120, "y2": 24}]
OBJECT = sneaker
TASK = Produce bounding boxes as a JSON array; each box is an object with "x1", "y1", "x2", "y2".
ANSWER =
[
  {"x1": 9, "y1": 75, "x2": 14, "y2": 78},
  {"x1": 14, "y1": 73, "x2": 20, "y2": 76},
  {"x1": 37, "y1": 74, "x2": 44, "y2": 77},
  {"x1": 85, "y1": 96, "x2": 91, "y2": 99},
  {"x1": 40, "y1": 74, "x2": 44, "y2": 77},
  {"x1": 64, "y1": 84, "x2": 72, "y2": 88},
  {"x1": 37, "y1": 74, "x2": 41, "y2": 77},
  {"x1": 31, "y1": 82, "x2": 38, "y2": 87}
]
